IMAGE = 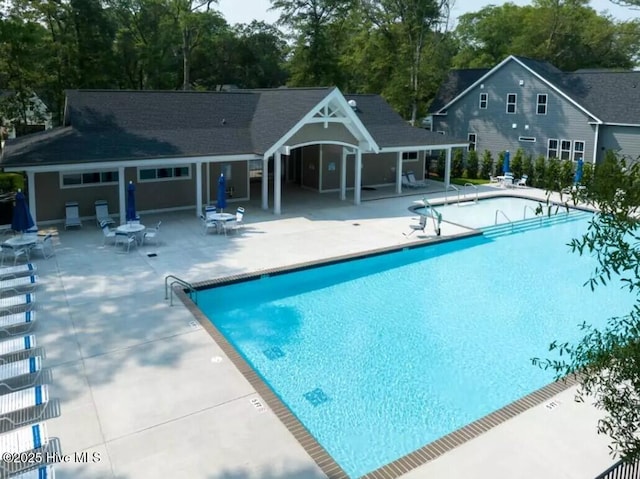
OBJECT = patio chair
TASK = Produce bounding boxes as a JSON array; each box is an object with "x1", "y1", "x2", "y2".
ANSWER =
[
  {"x1": 142, "y1": 221, "x2": 161, "y2": 246},
  {"x1": 0, "y1": 264, "x2": 36, "y2": 281},
  {"x1": 515, "y1": 175, "x2": 528, "y2": 187},
  {"x1": 200, "y1": 214, "x2": 217, "y2": 235},
  {"x1": 11, "y1": 465, "x2": 55, "y2": 479},
  {"x1": 489, "y1": 175, "x2": 500, "y2": 184},
  {"x1": 404, "y1": 171, "x2": 428, "y2": 188},
  {"x1": 0, "y1": 245, "x2": 29, "y2": 267},
  {"x1": 404, "y1": 215, "x2": 427, "y2": 237},
  {"x1": 101, "y1": 222, "x2": 117, "y2": 246},
  {"x1": 115, "y1": 232, "x2": 136, "y2": 253},
  {"x1": 0, "y1": 357, "x2": 41, "y2": 391},
  {"x1": 0, "y1": 422, "x2": 49, "y2": 475},
  {"x1": 205, "y1": 206, "x2": 217, "y2": 219},
  {"x1": 0, "y1": 312, "x2": 36, "y2": 335},
  {"x1": 0, "y1": 335, "x2": 36, "y2": 363},
  {"x1": 29, "y1": 234, "x2": 54, "y2": 259},
  {"x1": 64, "y1": 202, "x2": 82, "y2": 229},
  {"x1": 0, "y1": 293, "x2": 36, "y2": 316},
  {"x1": 0, "y1": 384, "x2": 50, "y2": 427},
  {"x1": 0, "y1": 275, "x2": 37, "y2": 296},
  {"x1": 94, "y1": 200, "x2": 115, "y2": 228},
  {"x1": 225, "y1": 207, "x2": 245, "y2": 235}
]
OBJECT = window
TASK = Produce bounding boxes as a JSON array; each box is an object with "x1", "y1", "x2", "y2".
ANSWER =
[
  {"x1": 138, "y1": 166, "x2": 191, "y2": 182},
  {"x1": 547, "y1": 139, "x2": 559, "y2": 159},
  {"x1": 61, "y1": 170, "x2": 119, "y2": 188},
  {"x1": 518, "y1": 136, "x2": 536, "y2": 142},
  {"x1": 479, "y1": 93, "x2": 488, "y2": 109},
  {"x1": 468, "y1": 133, "x2": 477, "y2": 151},
  {"x1": 560, "y1": 140, "x2": 571, "y2": 160},
  {"x1": 573, "y1": 141, "x2": 585, "y2": 161},
  {"x1": 506, "y1": 93, "x2": 517, "y2": 114},
  {"x1": 402, "y1": 151, "x2": 419, "y2": 162},
  {"x1": 537, "y1": 94, "x2": 547, "y2": 115}
]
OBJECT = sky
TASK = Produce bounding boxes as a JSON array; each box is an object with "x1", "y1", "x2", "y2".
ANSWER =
[{"x1": 217, "y1": 0, "x2": 637, "y2": 27}]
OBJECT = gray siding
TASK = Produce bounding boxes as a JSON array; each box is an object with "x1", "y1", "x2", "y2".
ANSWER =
[
  {"x1": 435, "y1": 59, "x2": 597, "y2": 162},
  {"x1": 598, "y1": 125, "x2": 640, "y2": 165}
]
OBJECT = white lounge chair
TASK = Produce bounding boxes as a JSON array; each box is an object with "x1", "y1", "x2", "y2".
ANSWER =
[
  {"x1": 0, "y1": 244, "x2": 29, "y2": 266},
  {"x1": 489, "y1": 175, "x2": 500, "y2": 184},
  {"x1": 94, "y1": 200, "x2": 115, "y2": 227},
  {"x1": 0, "y1": 423, "x2": 49, "y2": 474},
  {"x1": 0, "y1": 264, "x2": 37, "y2": 281},
  {"x1": 404, "y1": 216, "x2": 427, "y2": 237},
  {"x1": 0, "y1": 335, "x2": 36, "y2": 362},
  {"x1": 64, "y1": 202, "x2": 82, "y2": 229},
  {"x1": 0, "y1": 384, "x2": 49, "y2": 427},
  {"x1": 0, "y1": 275, "x2": 37, "y2": 295},
  {"x1": 402, "y1": 171, "x2": 428, "y2": 188},
  {"x1": 0, "y1": 294, "x2": 35, "y2": 315},
  {"x1": 0, "y1": 311, "x2": 36, "y2": 335},
  {"x1": 30, "y1": 234, "x2": 54, "y2": 259},
  {"x1": 0, "y1": 357, "x2": 41, "y2": 390},
  {"x1": 12, "y1": 465, "x2": 55, "y2": 479}
]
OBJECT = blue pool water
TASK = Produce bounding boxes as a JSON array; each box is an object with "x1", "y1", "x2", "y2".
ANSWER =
[{"x1": 198, "y1": 216, "x2": 635, "y2": 478}]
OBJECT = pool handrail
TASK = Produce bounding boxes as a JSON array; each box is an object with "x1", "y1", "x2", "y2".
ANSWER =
[
  {"x1": 463, "y1": 183, "x2": 479, "y2": 204},
  {"x1": 421, "y1": 197, "x2": 442, "y2": 236},
  {"x1": 494, "y1": 209, "x2": 514, "y2": 230},
  {"x1": 444, "y1": 184, "x2": 460, "y2": 205},
  {"x1": 523, "y1": 205, "x2": 541, "y2": 224},
  {"x1": 164, "y1": 274, "x2": 197, "y2": 306}
]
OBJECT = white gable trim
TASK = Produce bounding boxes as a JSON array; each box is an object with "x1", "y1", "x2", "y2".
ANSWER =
[
  {"x1": 263, "y1": 88, "x2": 379, "y2": 159},
  {"x1": 435, "y1": 55, "x2": 604, "y2": 124},
  {"x1": 600, "y1": 122, "x2": 640, "y2": 127}
]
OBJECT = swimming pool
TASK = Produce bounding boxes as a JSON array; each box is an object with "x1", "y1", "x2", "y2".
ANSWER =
[
  {"x1": 413, "y1": 196, "x2": 572, "y2": 229},
  {"x1": 197, "y1": 215, "x2": 635, "y2": 478}
]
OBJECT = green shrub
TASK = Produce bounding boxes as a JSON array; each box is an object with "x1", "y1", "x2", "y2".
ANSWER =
[
  {"x1": 582, "y1": 161, "x2": 593, "y2": 187},
  {"x1": 533, "y1": 155, "x2": 546, "y2": 188},
  {"x1": 0, "y1": 173, "x2": 24, "y2": 193},
  {"x1": 545, "y1": 157, "x2": 561, "y2": 190},
  {"x1": 523, "y1": 154, "x2": 534, "y2": 179},
  {"x1": 559, "y1": 160, "x2": 574, "y2": 189},
  {"x1": 466, "y1": 150, "x2": 479, "y2": 179},
  {"x1": 511, "y1": 148, "x2": 524, "y2": 178},
  {"x1": 495, "y1": 151, "x2": 505, "y2": 177},
  {"x1": 436, "y1": 150, "x2": 446, "y2": 178},
  {"x1": 452, "y1": 148, "x2": 464, "y2": 178},
  {"x1": 480, "y1": 150, "x2": 493, "y2": 178}
]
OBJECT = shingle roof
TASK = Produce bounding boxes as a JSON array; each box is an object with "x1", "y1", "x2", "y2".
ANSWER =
[
  {"x1": 428, "y1": 69, "x2": 489, "y2": 113},
  {"x1": 428, "y1": 56, "x2": 640, "y2": 124},
  {"x1": 2, "y1": 88, "x2": 466, "y2": 167},
  {"x1": 347, "y1": 94, "x2": 464, "y2": 147}
]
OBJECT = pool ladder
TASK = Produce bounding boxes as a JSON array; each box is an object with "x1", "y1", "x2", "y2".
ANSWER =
[
  {"x1": 164, "y1": 274, "x2": 197, "y2": 306},
  {"x1": 421, "y1": 197, "x2": 442, "y2": 236},
  {"x1": 463, "y1": 183, "x2": 479, "y2": 204},
  {"x1": 494, "y1": 209, "x2": 514, "y2": 231},
  {"x1": 444, "y1": 184, "x2": 460, "y2": 205}
]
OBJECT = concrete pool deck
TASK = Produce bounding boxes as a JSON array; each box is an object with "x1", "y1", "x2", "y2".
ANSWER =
[{"x1": 21, "y1": 184, "x2": 615, "y2": 479}]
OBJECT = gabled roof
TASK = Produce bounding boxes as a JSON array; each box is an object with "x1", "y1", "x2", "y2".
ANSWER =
[
  {"x1": 428, "y1": 55, "x2": 640, "y2": 125},
  {"x1": 3, "y1": 88, "x2": 466, "y2": 168}
]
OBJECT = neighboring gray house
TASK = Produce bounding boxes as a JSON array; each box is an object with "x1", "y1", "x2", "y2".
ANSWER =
[
  {"x1": 0, "y1": 90, "x2": 53, "y2": 139},
  {"x1": 428, "y1": 55, "x2": 640, "y2": 165},
  {"x1": 1, "y1": 87, "x2": 465, "y2": 225}
]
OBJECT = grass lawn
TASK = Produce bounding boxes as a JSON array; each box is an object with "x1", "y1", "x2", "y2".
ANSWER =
[{"x1": 428, "y1": 175, "x2": 490, "y2": 186}]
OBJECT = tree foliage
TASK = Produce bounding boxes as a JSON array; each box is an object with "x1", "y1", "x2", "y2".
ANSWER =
[{"x1": 533, "y1": 153, "x2": 640, "y2": 462}]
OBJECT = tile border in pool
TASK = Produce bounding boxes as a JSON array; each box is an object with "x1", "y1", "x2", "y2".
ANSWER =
[{"x1": 176, "y1": 236, "x2": 581, "y2": 479}]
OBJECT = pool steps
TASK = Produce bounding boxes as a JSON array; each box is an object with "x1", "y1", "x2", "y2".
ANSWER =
[{"x1": 481, "y1": 210, "x2": 593, "y2": 239}]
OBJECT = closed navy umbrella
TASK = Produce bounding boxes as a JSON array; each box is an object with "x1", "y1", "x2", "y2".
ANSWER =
[
  {"x1": 11, "y1": 190, "x2": 35, "y2": 234},
  {"x1": 217, "y1": 174, "x2": 227, "y2": 212},
  {"x1": 502, "y1": 150, "x2": 511, "y2": 174},
  {"x1": 126, "y1": 181, "x2": 137, "y2": 222},
  {"x1": 574, "y1": 158, "x2": 584, "y2": 184}
]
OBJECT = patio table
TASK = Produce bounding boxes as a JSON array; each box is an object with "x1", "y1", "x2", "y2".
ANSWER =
[
  {"x1": 207, "y1": 213, "x2": 235, "y2": 234},
  {"x1": 4, "y1": 236, "x2": 38, "y2": 248},
  {"x1": 116, "y1": 224, "x2": 146, "y2": 243}
]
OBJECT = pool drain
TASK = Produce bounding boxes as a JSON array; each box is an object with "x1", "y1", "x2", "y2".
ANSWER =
[{"x1": 304, "y1": 388, "x2": 330, "y2": 406}]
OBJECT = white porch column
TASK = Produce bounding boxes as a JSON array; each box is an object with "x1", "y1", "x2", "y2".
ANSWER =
[
  {"x1": 196, "y1": 162, "x2": 203, "y2": 217},
  {"x1": 444, "y1": 148, "x2": 452, "y2": 190},
  {"x1": 118, "y1": 166, "x2": 126, "y2": 225},
  {"x1": 593, "y1": 123, "x2": 600, "y2": 164},
  {"x1": 261, "y1": 157, "x2": 269, "y2": 210},
  {"x1": 26, "y1": 171, "x2": 37, "y2": 225},
  {"x1": 340, "y1": 148, "x2": 347, "y2": 200},
  {"x1": 354, "y1": 149, "x2": 362, "y2": 205},
  {"x1": 396, "y1": 152, "x2": 403, "y2": 194},
  {"x1": 206, "y1": 162, "x2": 211, "y2": 205},
  {"x1": 274, "y1": 152, "x2": 282, "y2": 215}
]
